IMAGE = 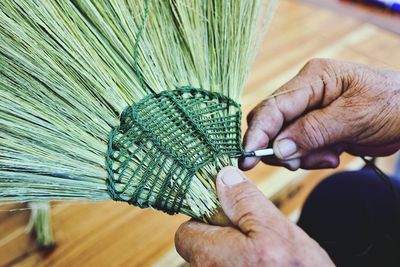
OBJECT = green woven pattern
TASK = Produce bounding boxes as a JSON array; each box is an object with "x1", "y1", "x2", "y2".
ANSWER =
[{"x1": 106, "y1": 87, "x2": 243, "y2": 215}]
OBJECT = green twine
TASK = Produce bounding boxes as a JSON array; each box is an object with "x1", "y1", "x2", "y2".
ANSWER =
[
  {"x1": 105, "y1": 88, "x2": 243, "y2": 214},
  {"x1": 105, "y1": 1, "x2": 244, "y2": 215}
]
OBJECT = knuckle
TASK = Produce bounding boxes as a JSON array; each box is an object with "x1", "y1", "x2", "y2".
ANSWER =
[
  {"x1": 246, "y1": 100, "x2": 270, "y2": 125},
  {"x1": 237, "y1": 211, "x2": 259, "y2": 233},
  {"x1": 307, "y1": 58, "x2": 330, "y2": 68},
  {"x1": 307, "y1": 58, "x2": 322, "y2": 67},
  {"x1": 230, "y1": 186, "x2": 265, "y2": 228},
  {"x1": 300, "y1": 113, "x2": 331, "y2": 149},
  {"x1": 246, "y1": 109, "x2": 256, "y2": 125},
  {"x1": 231, "y1": 186, "x2": 262, "y2": 210},
  {"x1": 303, "y1": 58, "x2": 334, "y2": 77},
  {"x1": 302, "y1": 58, "x2": 319, "y2": 72}
]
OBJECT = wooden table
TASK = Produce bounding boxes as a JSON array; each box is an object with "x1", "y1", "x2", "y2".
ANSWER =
[{"x1": 1, "y1": 0, "x2": 399, "y2": 266}]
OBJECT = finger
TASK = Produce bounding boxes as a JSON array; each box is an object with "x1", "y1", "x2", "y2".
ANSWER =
[
  {"x1": 216, "y1": 167, "x2": 285, "y2": 236},
  {"x1": 260, "y1": 157, "x2": 302, "y2": 171},
  {"x1": 347, "y1": 142, "x2": 400, "y2": 157},
  {"x1": 273, "y1": 103, "x2": 350, "y2": 159},
  {"x1": 175, "y1": 220, "x2": 222, "y2": 262},
  {"x1": 261, "y1": 152, "x2": 339, "y2": 170},
  {"x1": 261, "y1": 151, "x2": 339, "y2": 170},
  {"x1": 242, "y1": 59, "x2": 347, "y2": 167},
  {"x1": 299, "y1": 149, "x2": 341, "y2": 169},
  {"x1": 297, "y1": 143, "x2": 345, "y2": 169},
  {"x1": 239, "y1": 105, "x2": 283, "y2": 170},
  {"x1": 261, "y1": 143, "x2": 345, "y2": 170},
  {"x1": 175, "y1": 220, "x2": 244, "y2": 264}
]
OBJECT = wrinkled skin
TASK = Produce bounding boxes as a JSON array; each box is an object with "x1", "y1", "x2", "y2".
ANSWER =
[
  {"x1": 175, "y1": 59, "x2": 400, "y2": 266},
  {"x1": 241, "y1": 59, "x2": 400, "y2": 171},
  {"x1": 175, "y1": 167, "x2": 334, "y2": 267}
]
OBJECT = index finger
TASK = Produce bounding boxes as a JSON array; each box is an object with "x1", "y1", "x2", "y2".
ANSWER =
[
  {"x1": 240, "y1": 59, "x2": 346, "y2": 170},
  {"x1": 175, "y1": 220, "x2": 245, "y2": 264}
]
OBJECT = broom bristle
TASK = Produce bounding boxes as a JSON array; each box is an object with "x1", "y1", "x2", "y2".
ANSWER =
[
  {"x1": 27, "y1": 202, "x2": 54, "y2": 248},
  {"x1": 0, "y1": 0, "x2": 277, "y2": 222}
]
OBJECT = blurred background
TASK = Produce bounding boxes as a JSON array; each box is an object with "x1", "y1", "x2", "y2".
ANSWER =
[{"x1": 1, "y1": 0, "x2": 400, "y2": 266}]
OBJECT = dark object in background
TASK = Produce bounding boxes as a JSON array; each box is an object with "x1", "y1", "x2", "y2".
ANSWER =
[
  {"x1": 298, "y1": 169, "x2": 400, "y2": 267},
  {"x1": 342, "y1": 0, "x2": 400, "y2": 13}
]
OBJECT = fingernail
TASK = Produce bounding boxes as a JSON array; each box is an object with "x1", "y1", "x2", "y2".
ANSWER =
[
  {"x1": 283, "y1": 158, "x2": 301, "y2": 171},
  {"x1": 275, "y1": 139, "x2": 297, "y2": 159},
  {"x1": 219, "y1": 167, "x2": 245, "y2": 186}
]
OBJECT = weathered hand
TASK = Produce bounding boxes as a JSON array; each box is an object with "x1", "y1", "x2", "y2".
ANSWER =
[
  {"x1": 241, "y1": 59, "x2": 400, "y2": 171},
  {"x1": 175, "y1": 167, "x2": 333, "y2": 267}
]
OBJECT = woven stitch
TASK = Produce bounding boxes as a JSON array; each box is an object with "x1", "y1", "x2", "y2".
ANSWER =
[{"x1": 106, "y1": 87, "x2": 243, "y2": 214}]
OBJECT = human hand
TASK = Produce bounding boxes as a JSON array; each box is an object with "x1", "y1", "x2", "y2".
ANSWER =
[
  {"x1": 175, "y1": 167, "x2": 333, "y2": 266},
  {"x1": 241, "y1": 59, "x2": 400, "y2": 171}
]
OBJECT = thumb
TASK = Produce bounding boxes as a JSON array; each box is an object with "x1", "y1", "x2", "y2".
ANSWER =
[
  {"x1": 273, "y1": 105, "x2": 347, "y2": 160},
  {"x1": 216, "y1": 166, "x2": 281, "y2": 235}
]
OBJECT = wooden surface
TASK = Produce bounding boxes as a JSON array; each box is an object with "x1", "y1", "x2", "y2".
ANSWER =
[
  {"x1": 298, "y1": 0, "x2": 400, "y2": 35},
  {"x1": 1, "y1": 0, "x2": 400, "y2": 266}
]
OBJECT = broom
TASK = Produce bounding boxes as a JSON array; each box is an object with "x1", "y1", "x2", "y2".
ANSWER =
[
  {"x1": 27, "y1": 202, "x2": 54, "y2": 248},
  {"x1": 0, "y1": 0, "x2": 277, "y2": 226}
]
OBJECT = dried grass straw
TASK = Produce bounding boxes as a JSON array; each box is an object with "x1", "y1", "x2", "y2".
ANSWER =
[{"x1": 0, "y1": 0, "x2": 277, "y2": 223}]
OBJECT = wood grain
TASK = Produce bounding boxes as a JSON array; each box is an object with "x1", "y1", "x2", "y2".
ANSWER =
[{"x1": 1, "y1": 0, "x2": 399, "y2": 266}]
